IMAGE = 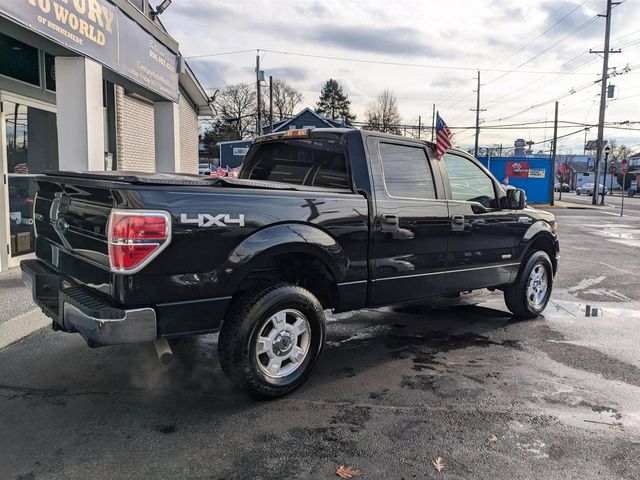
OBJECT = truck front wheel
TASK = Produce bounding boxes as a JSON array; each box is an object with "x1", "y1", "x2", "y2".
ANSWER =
[
  {"x1": 218, "y1": 283, "x2": 325, "y2": 399},
  {"x1": 503, "y1": 251, "x2": 553, "y2": 319}
]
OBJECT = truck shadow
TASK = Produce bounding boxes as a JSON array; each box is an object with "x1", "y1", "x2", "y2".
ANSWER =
[{"x1": 160, "y1": 298, "x2": 530, "y2": 407}]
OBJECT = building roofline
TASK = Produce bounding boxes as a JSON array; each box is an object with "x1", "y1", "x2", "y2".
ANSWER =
[
  {"x1": 179, "y1": 61, "x2": 213, "y2": 114},
  {"x1": 272, "y1": 107, "x2": 338, "y2": 132}
]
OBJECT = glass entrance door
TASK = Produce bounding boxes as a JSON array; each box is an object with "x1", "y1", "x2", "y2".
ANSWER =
[{"x1": 1, "y1": 97, "x2": 58, "y2": 268}]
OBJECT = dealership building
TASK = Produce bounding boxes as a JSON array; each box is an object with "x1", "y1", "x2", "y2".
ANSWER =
[{"x1": 0, "y1": 0, "x2": 212, "y2": 271}]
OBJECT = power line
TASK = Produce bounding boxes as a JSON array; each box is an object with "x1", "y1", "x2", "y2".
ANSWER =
[
  {"x1": 485, "y1": 14, "x2": 601, "y2": 86},
  {"x1": 257, "y1": 48, "x2": 602, "y2": 75},
  {"x1": 491, "y1": 0, "x2": 591, "y2": 70},
  {"x1": 184, "y1": 49, "x2": 256, "y2": 59}
]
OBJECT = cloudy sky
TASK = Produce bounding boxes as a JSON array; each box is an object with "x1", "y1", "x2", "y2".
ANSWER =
[{"x1": 158, "y1": 0, "x2": 640, "y2": 154}]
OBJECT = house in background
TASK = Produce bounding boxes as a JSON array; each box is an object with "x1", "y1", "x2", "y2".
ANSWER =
[
  {"x1": 260, "y1": 107, "x2": 346, "y2": 134},
  {"x1": 216, "y1": 108, "x2": 350, "y2": 168}
]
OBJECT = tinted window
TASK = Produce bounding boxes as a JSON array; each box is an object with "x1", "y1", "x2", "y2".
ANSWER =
[
  {"x1": 443, "y1": 153, "x2": 497, "y2": 208},
  {"x1": 379, "y1": 143, "x2": 435, "y2": 199},
  {"x1": 0, "y1": 33, "x2": 40, "y2": 86},
  {"x1": 243, "y1": 139, "x2": 349, "y2": 189}
]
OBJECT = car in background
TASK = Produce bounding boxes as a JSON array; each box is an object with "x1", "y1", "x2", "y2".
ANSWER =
[
  {"x1": 554, "y1": 182, "x2": 571, "y2": 192},
  {"x1": 576, "y1": 183, "x2": 606, "y2": 196},
  {"x1": 198, "y1": 163, "x2": 212, "y2": 175}
]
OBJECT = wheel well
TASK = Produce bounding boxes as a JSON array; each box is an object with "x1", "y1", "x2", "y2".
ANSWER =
[
  {"x1": 527, "y1": 234, "x2": 557, "y2": 274},
  {"x1": 231, "y1": 253, "x2": 338, "y2": 311}
]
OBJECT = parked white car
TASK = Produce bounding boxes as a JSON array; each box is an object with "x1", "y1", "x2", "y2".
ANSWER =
[{"x1": 576, "y1": 183, "x2": 606, "y2": 195}]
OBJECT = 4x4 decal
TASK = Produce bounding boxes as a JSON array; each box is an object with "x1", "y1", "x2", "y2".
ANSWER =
[{"x1": 180, "y1": 213, "x2": 245, "y2": 227}]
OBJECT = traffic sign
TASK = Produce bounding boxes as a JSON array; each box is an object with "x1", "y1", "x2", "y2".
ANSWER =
[
  {"x1": 621, "y1": 159, "x2": 628, "y2": 174},
  {"x1": 609, "y1": 165, "x2": 617, "y2": 174}
]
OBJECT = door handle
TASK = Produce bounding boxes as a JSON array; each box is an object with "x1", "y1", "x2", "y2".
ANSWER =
[
  {"x1": 451, "y1": 214, "x2": 465, "y2": 232},
  {"x1": 380, "y1": 214, "x2": 399, "y2": 231}
]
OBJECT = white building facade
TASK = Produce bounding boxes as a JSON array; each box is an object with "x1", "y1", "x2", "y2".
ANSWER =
[{"x1": 0, "y1": 0, "x2": 211, "y2": 271}]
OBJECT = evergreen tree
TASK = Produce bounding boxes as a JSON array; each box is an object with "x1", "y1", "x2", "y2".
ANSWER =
[{"x1": 316, "y1": 79, "x2": 356, "y2": 124}]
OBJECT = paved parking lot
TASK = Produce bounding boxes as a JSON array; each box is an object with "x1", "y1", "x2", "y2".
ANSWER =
[{"x1": 1, "y1": 208, "x2": 639, "y2": 479}]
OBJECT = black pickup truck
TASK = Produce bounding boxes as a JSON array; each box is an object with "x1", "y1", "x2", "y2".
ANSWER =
[{"x1": 22, "y1": 128, "x2": 559, "y2": 398}]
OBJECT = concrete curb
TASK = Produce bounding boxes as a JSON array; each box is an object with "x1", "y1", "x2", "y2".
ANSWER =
[
  {"x1": 0, "y1": 308, "x2": 49, "y2": 350},
  {"x1": 535, "y1": 202, "x2": 616, "y2": 210}
]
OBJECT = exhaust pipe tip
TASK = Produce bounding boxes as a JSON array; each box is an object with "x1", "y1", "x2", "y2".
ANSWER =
[{"x1": 154, "y1": 338, "x2": 174, "y2": 365}]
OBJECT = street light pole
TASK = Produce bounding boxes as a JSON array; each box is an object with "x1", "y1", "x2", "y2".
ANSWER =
[{"x1": 601, "y1": 145, "x2": 611, "y2": 205}]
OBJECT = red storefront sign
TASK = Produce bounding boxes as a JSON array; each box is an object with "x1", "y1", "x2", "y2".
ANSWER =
[{"x1": 506, "y1": 161, "x2": 530, "y2": 178}]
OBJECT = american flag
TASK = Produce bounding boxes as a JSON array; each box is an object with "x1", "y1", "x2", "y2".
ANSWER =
[
  {"x1": 210, "y1": 166, "x2": 226, "y2": 177},
  {"x1": 435, "y1": 112, "x2": 452, "y2": 159}
]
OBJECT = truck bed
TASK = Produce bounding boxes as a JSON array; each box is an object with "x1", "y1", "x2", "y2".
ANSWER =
[{"x1": 41, "y1": 170, "x2": 352, "y2": 193}]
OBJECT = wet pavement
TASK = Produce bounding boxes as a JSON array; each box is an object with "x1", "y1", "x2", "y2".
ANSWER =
[{"x1": 1, "y1": 208, "x2": 639, "y2": 479}]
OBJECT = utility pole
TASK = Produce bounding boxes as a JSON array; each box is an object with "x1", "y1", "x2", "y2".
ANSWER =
[
  {"x1": 269, "y1": 75, "x2": 273, "y2": 133},
  {"x1": 256, "y1": 51, "x2": 262, "y2": 136},
  {"x1": 550, "y1": 102, "x2": 559, "y2": 206},
  {"x1": 430, "y1": 104, "x2": 436, "y2": 141},
  {"x1": 590, "y1": 0, "x2": 621, "y2": 205},
  {"x1": 417, "y1": 115, "x2": 422, "y2": 139},
  {"x1": 471, "y1": 70, "x2": 486, "y2": 157}
]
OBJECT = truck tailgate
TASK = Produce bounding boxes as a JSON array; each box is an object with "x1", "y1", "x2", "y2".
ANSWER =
[{"x1": 34, "y1": 177, "x2": 115, "y2": 298}]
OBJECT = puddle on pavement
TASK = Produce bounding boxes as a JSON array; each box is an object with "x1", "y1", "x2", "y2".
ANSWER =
[{"x1": 543, "y1": 299, "x2": 640, "y2": 319}]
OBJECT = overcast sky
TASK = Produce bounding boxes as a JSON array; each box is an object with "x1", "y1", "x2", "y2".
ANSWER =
[{"x1": 158, "y1": 0, "x2": 640, "y2": 154}]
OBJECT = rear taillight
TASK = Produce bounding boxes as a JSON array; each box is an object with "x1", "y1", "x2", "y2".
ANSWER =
[{"x1": 108, "y1": 210, "x2": 171, "y2": 273}]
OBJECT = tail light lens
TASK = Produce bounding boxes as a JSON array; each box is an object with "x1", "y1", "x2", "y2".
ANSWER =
[{"x1": 108, "y1": 210, "x2": 171, "y2": 273}]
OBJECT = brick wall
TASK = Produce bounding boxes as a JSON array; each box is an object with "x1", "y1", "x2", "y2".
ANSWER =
[
  {"x1": 178, "y1": 93, "x2": 199, "y2": 174},
  {"x1": 115, "y1": 86, "x2": 200, "y2": 174},
  {"x1": 115, "y1": 86, "x2": 155, "y2": 172}
]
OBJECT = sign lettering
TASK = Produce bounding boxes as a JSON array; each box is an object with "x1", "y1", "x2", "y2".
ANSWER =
[{"x1": 0, "y1": 0, "x2": 179, "y2": 101}]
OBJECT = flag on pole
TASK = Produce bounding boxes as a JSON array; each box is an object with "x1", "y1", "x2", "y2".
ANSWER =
[
  {"x1": 211, "y1": 166, "x2": 226, "y2": 177},
  {"x1": 435, "y1": 112, "x2": 452, "y2": 159}
]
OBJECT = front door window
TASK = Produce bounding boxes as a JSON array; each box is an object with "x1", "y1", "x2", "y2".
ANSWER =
[{"x1": 4, "y1": 101, "x2": 58, "y2": 257}]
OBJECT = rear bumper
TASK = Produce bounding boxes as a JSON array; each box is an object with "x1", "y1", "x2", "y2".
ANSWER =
[{"x1": 21, "y1": 259, "x2": 156, "y2": 346}]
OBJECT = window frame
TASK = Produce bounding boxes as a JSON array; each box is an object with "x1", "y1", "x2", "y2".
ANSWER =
[
  {"x1": 377, "y1": 140, "x2": 438, "y2": 201},
  {"x1": 440, "y1": 151, "x2": 502, "y2": 210},
  {"x1": 240, "y1": 138, "x2": 354, "y2": 191}
]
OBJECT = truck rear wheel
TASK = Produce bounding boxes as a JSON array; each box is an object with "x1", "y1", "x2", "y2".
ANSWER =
[
  {"x1": 503, "y1": 251, "x2": 553, "y2": 319},
  {"x1": 218, "y1": 283, "x2": 325, "y2": 399}
]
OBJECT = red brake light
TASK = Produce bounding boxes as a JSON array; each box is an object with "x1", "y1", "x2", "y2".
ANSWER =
[{"x1": 108, "y1": 210, "x2": 171, "y2": 273}]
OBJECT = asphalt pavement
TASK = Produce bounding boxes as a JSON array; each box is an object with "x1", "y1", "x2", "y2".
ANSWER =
[
  {"x1": 555, "y1": 190, "x2": 640, "y2": 214},
  {"x1": 1, "y1": 208, "x2": 639, "y2": 479}
]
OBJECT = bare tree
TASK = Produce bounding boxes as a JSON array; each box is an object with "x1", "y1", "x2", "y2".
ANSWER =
[
  {"x1": 267, "y1": 79, "x2": 303, "y2": 121},
  {"x1": 364, "y1": 90, "x2": 402, "y2": 135},
  {"x1": 212, "y1": 83, "x2": 257, "y2": 139}
]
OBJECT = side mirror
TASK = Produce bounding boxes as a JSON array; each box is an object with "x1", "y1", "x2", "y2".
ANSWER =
[{"x1": 506, "y1": 188, "x2": 527, "y2": 209}]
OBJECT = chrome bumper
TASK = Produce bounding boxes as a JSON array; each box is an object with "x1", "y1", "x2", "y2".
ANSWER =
[
  {"x1": 63, "y1": 303, "x2": 157, "y2": 347},
  {"x1": 21, "y1": 259, "x2": 157, "y2": 347}
]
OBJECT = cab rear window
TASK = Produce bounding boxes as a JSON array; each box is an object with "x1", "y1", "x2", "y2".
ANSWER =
[{"x1": 241, "y1": 139, "x2": 350, "y2": 189}]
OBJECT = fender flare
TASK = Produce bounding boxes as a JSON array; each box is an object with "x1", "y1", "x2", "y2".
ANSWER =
[
  {"x1": 219, "y1": 223, "x2": 348, "y2": 293},
  {"x1": 518, "y1": 220, "x2": 558, "y2": 274},
  {"x1": 522, "y1": 220, "x2": 554, "y2": 242}
]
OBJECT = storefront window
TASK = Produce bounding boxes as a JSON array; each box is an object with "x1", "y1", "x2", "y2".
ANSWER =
[
  {"x1": 0, "y1": 32, "x2": 40, "y2": 86},
  {"x1": 44, "y1": 53, "x2": 56, "y2": 92},
  {"x1": 4, "y1": 101, "x2": 58, "y2": 257}
]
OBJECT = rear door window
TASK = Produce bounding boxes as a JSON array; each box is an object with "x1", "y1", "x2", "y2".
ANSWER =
[
  {"x1": 379, "y1": 142, "x2": 436, "y2": 199},
  {"x1": 242, "y1": 139, "x2": 350, "y2": 189}
]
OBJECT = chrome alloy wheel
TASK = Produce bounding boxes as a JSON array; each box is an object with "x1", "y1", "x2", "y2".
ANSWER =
[
  {"x1": 254, "y1": 309, "x2": 311, "y2": 378},
  {"x1": 526, "y1": 263, "x2": 548, "y2": 309}
]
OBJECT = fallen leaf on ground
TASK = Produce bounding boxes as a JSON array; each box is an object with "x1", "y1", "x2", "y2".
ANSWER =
[
  {"x1": 487, "y1": 434, "x2": 498, "y2": 442},
  {"x1": 336, "y1": 465, "x2": 361, "y2": 478},
  {"x1": 432, "y1": 457, "x2": 445, "y2": 472},
  {"x1": 610, "y1": 422, "x2": 626, "y2": 432}
]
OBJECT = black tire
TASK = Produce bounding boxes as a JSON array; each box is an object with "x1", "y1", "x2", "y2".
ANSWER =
[
  {"x1": 503, "y1": 251, "x2": 553, "y2": 319},
  {"x1": 576, "y1": 191, "x2": 580, "y2": 195},
  {"x1": 218, "y1": 283, "x2": 325, "y2": 399}
]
